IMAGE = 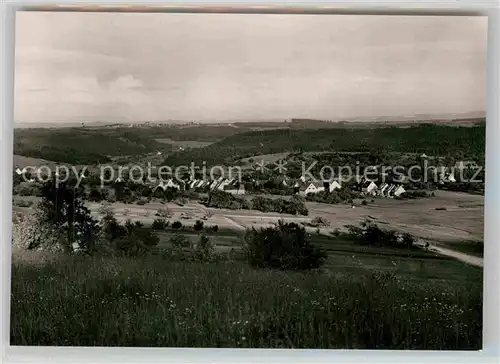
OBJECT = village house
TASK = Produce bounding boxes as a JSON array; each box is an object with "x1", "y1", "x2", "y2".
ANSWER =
[
  {"x1": 215, "y1": 178, "x2": 233, "y2": 191},
  {"x1": 391, "y1": 185, "x2": 406, "y2": 197},
  {"x1": 378, "y1": 183, "x2": 406, "y2": 198},
  {"x1": 209, "y1": 177, "x2": 223, "y2": 190},
  {"x1": 439, "y1": 171, "x2": 456, "y2": 184},
  {"x1": 272, "y1": 175, "x2": 290, "y2": 187},
  {"x1": 361, "y1": 180, "x2": 378, "y2": 196},
  {"x1": 15, "y1": 167, "x2": 27, "y2": 175},
  {"x1": 378, "y1": 183, "x2": 390, "y2": 197},
  {"x1": 195, "y1": 180, "x2": 206, "y2": 189},
  {"x1": 325, "y1": 180, "x2": 342, "y2": 192},
  {"x1": 299, "y1": 182, "x2": 318, "y2": 196},
  {"x1": 223, "y1": 181, "x2": 246, "y2": 195},
  {"x1": 298, "y1": 181, "x2": 324, "y2": 196},
  {"x1": 155, "y1": 178, "x2": 181, "y2": 191},
  {"x1": 294, "y1": 179, "x2": 342, "y2": 196}
]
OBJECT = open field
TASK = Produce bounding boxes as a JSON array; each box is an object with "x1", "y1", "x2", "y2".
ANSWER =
[
  {"x1": 155, "y1": 138, "x2": 215, "y2": 149},
  {"x1": 238, "y1": 153, "x2": 290, "y2": 166},
  {"x1": 149, "y1": 227, "x2": 482, "y2": 280},
  {"x1": 13, "y1": 154, "x2": 61, "y2": 169},
  {"x1": 81, "y1": 190, "x2": 483, "y2": 243},
  {"x1": 10, "y1": 250, "x2": 482, "y2": 349},
  {"x1": 14, "y1": 188, "x2": 483, "y2": 258},
  {"x1": 10, "y1": 188, "x2": 484, "y2": 348}
]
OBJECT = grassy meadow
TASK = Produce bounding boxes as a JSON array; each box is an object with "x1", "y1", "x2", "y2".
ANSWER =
[{"x1": 11, "y1": 247, "x2": 482, "y2": 349}]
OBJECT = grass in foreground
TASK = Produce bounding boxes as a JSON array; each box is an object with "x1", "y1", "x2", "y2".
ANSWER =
[{"x1": 11, "y1": 252, "x2": 482, "y2": 349}]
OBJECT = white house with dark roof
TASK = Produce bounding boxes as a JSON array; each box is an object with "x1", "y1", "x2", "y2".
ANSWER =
[
  {"x1": 440, "y1": 171, "x2": 456, "y2": 184},
  {"x1": 361, "y1": 180, "x2": 378, "y2": 196},
  {"x1": 326, "y1": 180, "x2": 342, "y2": 192},
  {"x1": 155, "y1": 178, "x2": 181, "y2": 191},
  {"x1": 392, "y1": 185, "x2": 406, "y2": 197},
  {"x1": 298, "y1": 181, "x2": 324, "y2": 196},
  {"x1": 378, "y1": 183, "x2": 389, "y2": 197},
  {"x1": 215, "y1": 178, "x2": 232, "y2": 191},
  {"x1": 224, "y1": 181, "x2": 246, "y2": 195}
]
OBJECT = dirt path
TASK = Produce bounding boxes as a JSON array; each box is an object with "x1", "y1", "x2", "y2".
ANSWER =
[
  {"x1": 415, "y1": 240, "x2": 484, "y2": 268},
  {"x1": 223, "y1": 216, "x2": 246, "y2": 230}
]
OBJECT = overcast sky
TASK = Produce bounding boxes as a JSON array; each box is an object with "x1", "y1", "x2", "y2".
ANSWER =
[{"x1": 14, "y1": 12, "x2": 487, "y2": 123}]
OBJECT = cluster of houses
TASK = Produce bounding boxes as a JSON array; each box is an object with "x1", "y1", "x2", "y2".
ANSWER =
[
  {"x1": 14, "y1": 157, "x2": 464, "y2": 199},
  {"x1": 358, "y1": 178, "x2": 406, "y2": 198},
  {"x1": 145, "y1": 177, "x2": 246, "y2": 195},
  {"x1": 296, "y1": 179, "x2": 342, "y2": 196},
  {"x1": 296, "y1": 176, "x2": 407, "y2": 198},
  {"x1": 186, "y1": 177, "x2": 246, "y2": 195}
]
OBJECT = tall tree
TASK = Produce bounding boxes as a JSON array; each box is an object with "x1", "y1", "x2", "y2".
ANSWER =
[{"x1": 38, "y1": 175, "x2": 99, "y2": 253}]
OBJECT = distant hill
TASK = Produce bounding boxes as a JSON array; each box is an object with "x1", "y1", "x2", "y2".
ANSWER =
[
  {"x1": 340, "y1": 111, "x2": 486, "y2": 123},
  {"x1": 163, "y1": 122, "x2": 486, "y2": 167},
  {"x1": 14, "y1": 111, "x2": 485, "y2": 129}
]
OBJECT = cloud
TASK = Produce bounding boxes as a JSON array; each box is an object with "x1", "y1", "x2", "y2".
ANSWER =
[{"x1": 14, "y1": 12, "x2": 487, "y2": 122}]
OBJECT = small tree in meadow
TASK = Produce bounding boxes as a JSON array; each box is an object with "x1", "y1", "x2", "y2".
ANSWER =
[
  {"x1": 170, "y1": 233, "x2": 191, "y2": 248},
  {"x1": 195, "y1": 234, "x2": 215, "y2": 261},
  {"x1": 152, "y1": 218, "x2": 167, "y2": 230},
  {"x1": 194, "y1": 220, "x2": 204, "y2": 231},
  {"x1": 244, "y1": 220, "x2": 327, "y2": 270},
  {"x1": 156, "y1": 207, "x2": 173, "y2": 219}
]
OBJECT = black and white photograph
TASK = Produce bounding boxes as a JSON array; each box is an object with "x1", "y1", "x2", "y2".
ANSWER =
[{"x1": 10, "y1": 10, "x2": 486, "y2": 349}]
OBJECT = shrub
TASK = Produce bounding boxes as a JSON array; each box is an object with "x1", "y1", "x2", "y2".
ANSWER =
[
  {"x1": 310, "y1": 216, "x2": 330, "y2": 227},
  {"x1": 194, "y1": 220, "x2": 204, "y2": 231},
  {"x1": 152, "y1": 218, "x2": 167, "y2": 230},
  {"x1": 361, "y1": 200, "x2": 368, "y2": 206},
  {"x1": 401, "y1": 232, "x2": 415, "y2": 248},
  {"x1": 211, "y1": 225, "x2": 219, "y2": 232},
  {"x1": 15, "y1": 184, "x2": 43, "y2": 197},
  {"x1": 244, "y1": 220, "x2": 327, "y2": 270},
  {"x1": 155, "y1": 207, "x2": 172, "y2": 219},
  {"x1": 98, "y1": 202, "x2": 113, "y2": 215},
  {"x1": 348, "y1": 220, "x2": 416, "y2": 249},
  {"x1": 99, "y1": 214, "x2": 159, "y2": 256},
  {"x1": 11, "y1": 209, "x2": 65, "y2": 252},
  {"x1": 206, "y1": 190, "x2": 248, "y2": 210},
  {"x1": 172, "y1": 221, "x2": 182, "y2": 229},
  {"x1": 170, "y1": 233, "x2": 191, "y2": 248},
  {"x1": 195, "y1": 234, "x2": 215, "y2": 261}
]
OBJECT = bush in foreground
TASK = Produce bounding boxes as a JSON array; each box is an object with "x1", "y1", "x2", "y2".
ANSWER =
[
  {"x1": 152, "y1": 218, "x2": 168, "y2": 230},
  {"x1": 171, "y1": 221, "x2": 183, "y2": 229},
  {"x1": 244, "y1": 220, "x2": 327, "y2": 270},
  {"x1": 100, "y1": 214, "x2": 159, "y2": 256},
  {"x1": 345, "y1": 220, "x2": 415, "y2": 249}
]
